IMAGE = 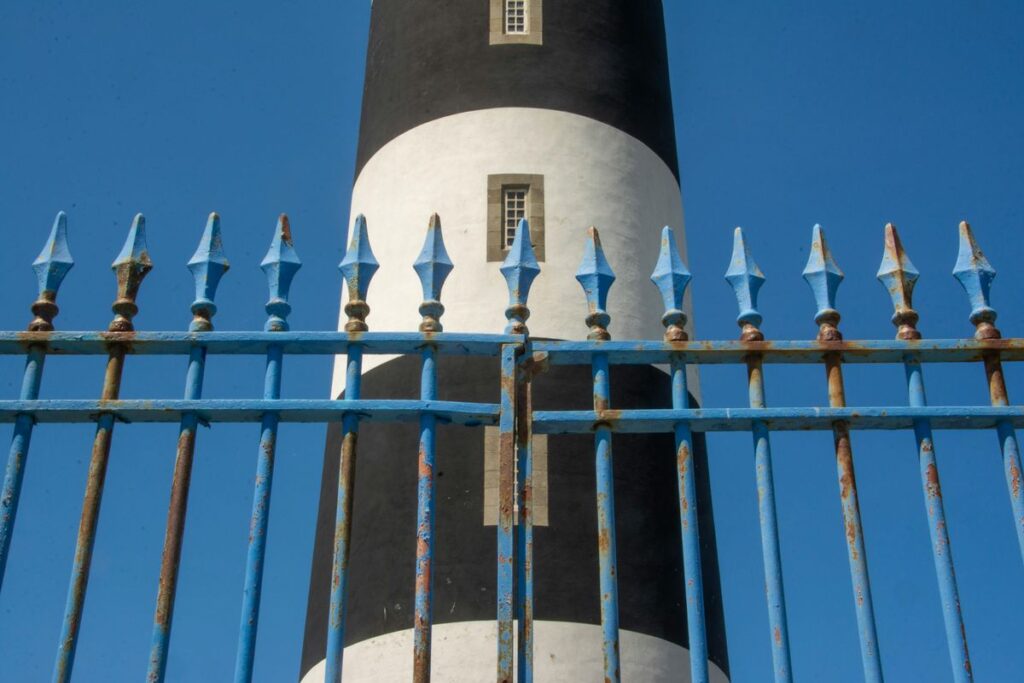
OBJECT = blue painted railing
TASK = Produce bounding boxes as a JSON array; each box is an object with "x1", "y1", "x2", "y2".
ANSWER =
[{"x1": 1, "y1": 211, "x2": 1020, "y2": 683}]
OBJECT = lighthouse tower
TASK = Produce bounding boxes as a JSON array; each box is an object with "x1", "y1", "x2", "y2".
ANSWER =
[{"x1": 301, "y1": 1, "x2": 729, "y2": 681}]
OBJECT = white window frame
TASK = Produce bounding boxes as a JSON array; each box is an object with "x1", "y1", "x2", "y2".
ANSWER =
[
  {"x1": 502, "y1": 186, "x2": 529, "y2": 249},
  {"x1": 504, "y1": 0, "x2": 528, "y2": 35},
  {"x1": 490, "y1": 0, "x2": 542, "y2": 46}
]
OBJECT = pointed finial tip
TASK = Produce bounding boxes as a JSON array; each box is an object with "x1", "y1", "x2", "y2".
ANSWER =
[{"x1": 429, "y1": 212, "x2": 441, "y2": 228}]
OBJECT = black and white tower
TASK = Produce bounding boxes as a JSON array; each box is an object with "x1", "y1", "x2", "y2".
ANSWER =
[{"x1": 302, "y1": 2, "x2": 728, "y2": 680}]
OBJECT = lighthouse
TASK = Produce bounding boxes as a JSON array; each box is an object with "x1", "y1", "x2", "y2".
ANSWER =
[{"x1": 301, "y1": 1, "x2": 729, "y2": 681}]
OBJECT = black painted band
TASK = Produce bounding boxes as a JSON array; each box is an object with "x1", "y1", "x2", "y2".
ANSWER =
[{"x1": 355, "y1": 0, "x2": 679, "y2": 180}]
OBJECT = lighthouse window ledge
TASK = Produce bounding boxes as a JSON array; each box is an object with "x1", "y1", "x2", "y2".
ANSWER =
[
  {"x1": 487, "y1": 174, "x2": 545, "y2": 262},
  {"x1": 489, "y1": 0, "x2": 542, "y2": 46}
]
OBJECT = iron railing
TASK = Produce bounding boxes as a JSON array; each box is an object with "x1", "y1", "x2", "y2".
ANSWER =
[{"x1": 0, "y1": 210, "x2": 1021, "y2": 683}]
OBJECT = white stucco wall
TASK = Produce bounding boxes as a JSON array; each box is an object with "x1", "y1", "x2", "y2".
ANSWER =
[
  {"x1": 300, "y1": 621, "x2": 729, "y2": 683},
  {"x1": 332, "y1": 107, "x2": 692, "y2": 396}
]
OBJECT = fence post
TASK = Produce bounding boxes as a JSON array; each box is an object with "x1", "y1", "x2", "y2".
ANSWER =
[
  {"x1": 725, "y1": 227, "x2": 791, "y2": 683},
  {"x1": 803, "y1": 225, "x2": 883, "y2": 683},
  {"x1": 147, "y1": 213, "x2": 230, "y2": 682},
  {"x1": 411, "y1": 214, "x2": 453, "y2": 683},
  {"x1": 325, "y1": 214, "x2": 379, "y2": 683},
  {"x1": 234, "y1": 215, "x2": 300, "y2": 683},
  {"x1": 877, "y1": 224, "x2": 971, "y2": 682},
  {"x1": 576, "y1": 227, "x2": 621, "y2": 683},
  {"x1": 953, "y1": 222, "x2": 1024, "y2": 567},
  {"x1": 55, "y1": 214, "x2": 152, "y2": 683},
  {"x1": 497, "y1": 217, "x2": 539, "y2": 683},
  {"x1": 0, "y1": 213, "x2": 73, "y2": 593}
]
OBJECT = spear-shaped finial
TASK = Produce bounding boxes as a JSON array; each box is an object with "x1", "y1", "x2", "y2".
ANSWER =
[
  {"x1": 575, "y1": 227, "x2": 616, "y2": 341},
  {"x1": 187, "y1": 212, "x2": 230, "y2": 332},
  {"x1": 725, "y1": 227, "x2": 766, "y2": 342},
  {"x1": 953, "y1": 221, "x2": 999, "y2": 340},
  {"x1": 29, "y1": 211, "x2": 74, "y2": 332},
  {"x1": 876, "y1": 223, "x2": 920, "y2": 340},
  {"x1": 802, "y1": 224, "x2": 844, "y2": 342},
  {"x1": 499, "y1": 217, "x2": 541, "y2": 335},
  {"x1": 650, "y1": 226, "x2": 692, "y2": 342},
  {"x1": 110, "y1": 213, "x2": 153, "y2": 332},
  {"x1": 261, "y1": 214, "x2": 301, "y2": 332},
  {"x1": 413, "y1": 214, "x2": 454, "y2": 333},
  {"x1": 339, "y1": 214, "x2": 379, "y2": 333}
]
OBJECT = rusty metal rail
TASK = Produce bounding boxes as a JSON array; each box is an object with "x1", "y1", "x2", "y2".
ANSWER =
[{"x1": 0, "y1": 211, "x2": 1018, "y2": 683}]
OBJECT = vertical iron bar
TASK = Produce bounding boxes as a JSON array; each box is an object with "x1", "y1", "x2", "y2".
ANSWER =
[
  {"x1": 984, "y1": 354, "x2": 1024, "y2": 564},
  {"x1": 745, "y1": 354, "x2": 792, "y2": 683},
  {"x1": 55, "y1": 214, "x2": 150, "y2": 683},
  {"x1": 0, "y1": 346, "x2": 46, "y2": 592},
  {"x1": 496, "y1": 345, "x2": 516, "y2": 683},
  {"x1": 147, "y1": 346, "x2": 206, "y2": 682},
  {"x1": 824, "y1": 352, "x2": 883, "y2": 683},
  {"x1": 515, "y1": 354, "x2": 534, "y2": 683},
  {"x1": 54, "y1": 349, "x2": 127, "y2": 683},
  {"x1": 592, "y1": 351, "x2": 620, "y2": 683},
  {"x1": 670, "y1": 355, "x2": 709, "y2": 683},
  {"x1": 324, "y1": 345, "x2": 363, "y2": 683},
  {"x1": 234, "y1": 344, "x2": 283, "y2": 683},
  {"x1": 2, "y1": 211, "x2": 73, "y2": 594},
  {"x1": 903, "y1": 357, "x2": 972, "y2": 681},
  {"x1": 413, "y1": 344, "x2": 439, "y2": 683}
]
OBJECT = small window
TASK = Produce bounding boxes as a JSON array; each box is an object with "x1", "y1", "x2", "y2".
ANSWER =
[
  {"x1": 487, "y1": 174, "x2": 545, "y2": 262},
  {"x1": 490, "y1": 0, "x2": 542, "y2": 46},
  {"x1": 504, "y1": 0, "x2": 528, "y2": 35},
  {"x1": 503, "y1": 187, "x2": 528, "y2": 248}
]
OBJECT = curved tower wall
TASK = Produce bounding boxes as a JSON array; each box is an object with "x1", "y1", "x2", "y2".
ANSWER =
[{"x1": 302, "y1": 2, "x2": 729, "y2": 681}]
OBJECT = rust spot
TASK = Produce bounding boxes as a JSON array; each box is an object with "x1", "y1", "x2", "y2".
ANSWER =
[
  {"x1": 774, "y1": 626, "x2": 782, "y2": 646},
  {"x1": 925, "y1": 463, "x2": 941, "y2": 499},
  {"x1": 598, "y1": 527, "x2": 611, "y2": 553},
  {"x1": 846, "y1": 520, "x2": 858, "y2": 560},
  {"x1": 1011, "y1": 462, "x2": 1021, "y2": 499}
]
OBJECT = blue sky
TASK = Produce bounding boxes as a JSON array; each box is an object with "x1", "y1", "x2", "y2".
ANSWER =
[{"x1": 2, "y1": 2, "x2": 1023, "y2": 681}]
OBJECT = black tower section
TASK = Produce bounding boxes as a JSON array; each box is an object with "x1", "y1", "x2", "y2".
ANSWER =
[{"x1": 354, "y1": 0, "x2": 680, "y2": 179}]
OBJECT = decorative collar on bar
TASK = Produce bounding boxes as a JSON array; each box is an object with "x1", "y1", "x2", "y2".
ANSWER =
[
  {"x1": 413, "y1": 213, "x2": 454, "y2": 333},
  {"x1": 187, "y1": 212, "x2": 230, "y2": 333},
  {"x1": 499, "y1": 217, "x2": 540, "y2": 335},
  {"x1": 650, "y1": 226, "x2": 691, "y2": 342},
  {"x1": 876, "y1": 223, "x2": 920, "y2": 340},
  {"x1": 110, "y1": 213, "x2": 153, "y2": 332},
  {"x1": 575, "y1": 226, "x2": 615, "y2": 341},
  {"x1": 29, "y1": 211, "x2": 74, "y2": 332},
  {"x1": 261, "y1": 214, "x2": 301, "y2": 332},
  {"x1": 953, "y1": 221, "x2": 1000, "y2": 340},
  {"x1": 339, "y1": 214, "x2": 378, "y2": 333},
  {"x1": 802, "y1": 224, "x2": 844, "y2": 342},
  {"x1": 724, "y1": 227, "x2": 765, "y2": 342}
]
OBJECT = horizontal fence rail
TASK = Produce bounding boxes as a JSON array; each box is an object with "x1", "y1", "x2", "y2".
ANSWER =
[{"x1": 0, "y1": 210, "x2": 1019, "y2": 683}]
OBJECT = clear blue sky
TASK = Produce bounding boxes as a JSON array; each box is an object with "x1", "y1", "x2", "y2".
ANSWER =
[{"x1": 2, "y1": 2, "x2": 1023, "y2": 681}]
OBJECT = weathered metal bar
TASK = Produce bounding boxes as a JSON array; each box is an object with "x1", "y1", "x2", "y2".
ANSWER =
[
  {"x1": 3, "y1": 402, "x2": 1021, "y2": 431},
  {"x1": 54, "y1": 214, "x2": 151, "y2": 683},
  {"x1": 0, "y1": 212, "x2": 73, "y2": 595},
  {"x1": 514, "y1": 353, "x2": 534, "y2": 683},
  {"x1": 0, "y1": 332, "x2": 517, "y2": 356},
  {"x1": 654, "y1": 226, "x2": 708, "y2": 683},
  {"x1": 577, "y1": 227, "x2": 621, "y2": 683},
  {"x1": 7, "y1": 333, "x2": 1024, "y2": 363},
  {"x1": 878, "y1": 224, "x2": 971, "y2": 681},
  {"x1": 325, "y1": 215, "x2": 379, "y2": 683},
  {"x1": 953, "y1": 222, "x2": 1024, "y2": 566},
  {"x1": 496, "y1": 345, "x2": 516, "y2": 683},
  {"x1": 724, "y1": 228, "x2": 791, "y2": 682},
  {"x1": 234, "y1": 216, "x2": 300, "y2": 683},
  {"x1": 803, "y1": 226, "x2": 883, "y2": 682},
  {"x1": 496, "y1": 217, "x2": 540, "y2": 683},
  {"x1": 408, "y1": 215, "x2": 452, "y2": 683},
  {"x1": 147, "y1": 214, "x2": 230, "y2": 683}
]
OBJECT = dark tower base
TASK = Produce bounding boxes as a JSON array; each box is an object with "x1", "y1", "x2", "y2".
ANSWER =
[{"x1": 301, "y1": 356, "x2": 728, "y2": 680}]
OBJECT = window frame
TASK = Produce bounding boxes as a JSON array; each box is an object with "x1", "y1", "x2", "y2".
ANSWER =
[
  {"x1": 489, "y1": 0, "x2": 543, "y2": 46},
  {"x1": 487, "y1": 174, "x2": 545, "y2": 262}
]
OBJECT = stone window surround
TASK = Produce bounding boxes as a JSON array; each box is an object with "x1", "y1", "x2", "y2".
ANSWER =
[
  {"x1": 487, "y1": 173, "x2": 545, "y2": 262},
  {"x1": 483, "y1": 427, "x2": 549, "y2": 527},
  {"x1": 489, "y1": 0, "x2": 543, "y2": 46}
]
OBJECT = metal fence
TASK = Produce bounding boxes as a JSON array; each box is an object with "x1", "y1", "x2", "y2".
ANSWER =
[{"x1": 0, "y1": 210, "x2": 1021, "y2": 683}]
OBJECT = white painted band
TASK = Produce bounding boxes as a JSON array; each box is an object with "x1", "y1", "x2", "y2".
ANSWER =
[
  {"x1": 300, "y1": 620, "x2": 729, "y2": 682},
  {"x1": 333, "y1": 107, "x2": 696, "y2": 397}
]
